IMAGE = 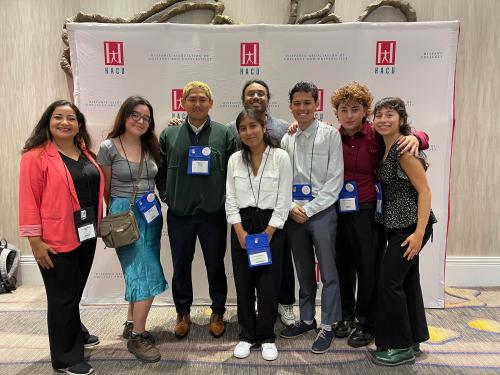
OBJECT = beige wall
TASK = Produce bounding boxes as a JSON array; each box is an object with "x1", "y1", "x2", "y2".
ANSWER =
[{"x1": 1, "y1": 0, "x2": 498, "y2": 257}]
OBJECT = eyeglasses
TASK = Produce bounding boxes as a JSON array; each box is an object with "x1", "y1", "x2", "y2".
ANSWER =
[
  {"x1": 245, "y1": 90, "x2": 267, "y2": 98},
  {"x1": 130, "y1": 111, "x2": 151, "y2": 125}
]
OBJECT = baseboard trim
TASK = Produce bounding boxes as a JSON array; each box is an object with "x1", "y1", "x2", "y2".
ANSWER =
[
  {"x1": 445, "y1": 256, "x2": 500, "y2": 287},
  {"x1": 19, "y1": 255, "x2": 43, "y2": 285},
  {"x1": 19, "y1": 255, "x2": 500, "y2": 287}
]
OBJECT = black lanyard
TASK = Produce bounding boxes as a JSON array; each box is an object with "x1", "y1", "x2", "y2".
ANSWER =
[
  {"x1": 118, "y1": 137, "x2": 149, "y2": 200},
  {"x1": 246, "y1": 147, "x2": 271, "y2": 209},
  {"x1": 292, "y1": 123, "x2": 319, "y2": 187}
]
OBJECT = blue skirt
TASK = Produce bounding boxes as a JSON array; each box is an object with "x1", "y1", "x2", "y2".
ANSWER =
[{"x1": 110, "y1": 196, "x2": 168, "y2": 302}]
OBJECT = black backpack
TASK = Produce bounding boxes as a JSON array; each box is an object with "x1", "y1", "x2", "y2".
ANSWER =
[{"x1": 0, "y1": 239, "x2": 20, "y2": 294}]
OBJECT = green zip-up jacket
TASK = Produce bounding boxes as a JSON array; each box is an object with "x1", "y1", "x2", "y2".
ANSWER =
[{"x1": 156, "y1": 117, "x2": 236, "y2": 216}]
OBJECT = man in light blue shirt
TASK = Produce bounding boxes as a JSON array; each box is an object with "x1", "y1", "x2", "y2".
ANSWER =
[{"x1": 280, "y1": 82, "x2": 344, "y2": 354}]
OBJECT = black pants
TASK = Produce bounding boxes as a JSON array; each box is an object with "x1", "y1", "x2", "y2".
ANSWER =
[
  {"x1": 231, "y1": 208, "x2": 284, "y2": 343},
  {"x1": 167, "y1": 210, "x2": 228, "y2": 315},
  {"x1": 375, "y1": 223, "x2": 433, "y2": 349},
  {"x1": 335, "y1": 205, "x2": 384, "y2": 330},
  {"x1": 39, "y1": 239, "x2": 96, "y2": 369},
  {"x1": 279, "y1": 228, "x2": 296, "y2": 305}
]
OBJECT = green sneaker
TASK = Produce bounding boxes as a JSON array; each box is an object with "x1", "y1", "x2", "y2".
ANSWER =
[
  {"x1": 412, "y1": 343, "x2": 422, "y2": 356},
  {"x1": 371, "y1": 347, "x2": 415, "y2": 366}
]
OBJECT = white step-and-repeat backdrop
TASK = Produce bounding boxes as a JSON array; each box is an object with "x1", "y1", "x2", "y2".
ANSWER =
[{"x1": 68, "y1": 21, "x2": 459, "y2": 308}]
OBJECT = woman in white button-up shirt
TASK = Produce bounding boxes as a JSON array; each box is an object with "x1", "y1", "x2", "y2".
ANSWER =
[{"x1": 226, "y1": 109, "x2": 292, "y2": 361}]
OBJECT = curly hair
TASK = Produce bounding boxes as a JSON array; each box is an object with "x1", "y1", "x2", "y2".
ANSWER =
[{"x1": 330, "y1": 81, "x2": 373, "y2": 117}]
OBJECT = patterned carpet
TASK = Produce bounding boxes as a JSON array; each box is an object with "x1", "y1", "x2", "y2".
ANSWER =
[{"x1": 0, "y1": 286, "x2": 499, "y2": 374}]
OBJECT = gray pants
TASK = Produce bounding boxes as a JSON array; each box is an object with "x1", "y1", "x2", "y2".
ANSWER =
[{"x1": 288, "y1": 205, "x2": 341, "y2": 326}]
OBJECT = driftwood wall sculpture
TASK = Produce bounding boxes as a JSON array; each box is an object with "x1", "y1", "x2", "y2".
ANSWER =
[{"x1": 60, "y1": 0, "x2": 416, "y2": 76}]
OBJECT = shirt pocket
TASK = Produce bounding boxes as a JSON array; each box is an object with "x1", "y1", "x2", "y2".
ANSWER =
[{"x1": 233, "y1": 171, "x2": 249, "y2": 198}]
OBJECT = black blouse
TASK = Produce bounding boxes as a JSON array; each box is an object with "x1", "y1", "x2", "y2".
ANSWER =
[{"x1": 60, "y1": 152, "x2": 100, "y2": 216}]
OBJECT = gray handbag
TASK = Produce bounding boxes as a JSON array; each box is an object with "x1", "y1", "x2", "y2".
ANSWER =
[{"x1": 99, "y1": 143, "x2": 143, "y2": 248}]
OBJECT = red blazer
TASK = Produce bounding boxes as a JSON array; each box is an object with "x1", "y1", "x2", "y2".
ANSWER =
[{"x1": 18, "y1": 141, "x2": 104, "y2": 253}]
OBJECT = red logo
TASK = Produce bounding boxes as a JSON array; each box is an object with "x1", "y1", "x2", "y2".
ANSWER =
[
  {"x1": 316, "y1": 89, "x2": 324, "y2": 112},
  {"x1": 171, "y1": 89, "x2": 185, "y2": 112},
  {"x1": 240, "y1": 42, "x2": 259, "y2": 66},
  {"x1": 104, "y1": 42, "x2": 124, "y2": 65},
  {"x1": 376, "y1": 41, "x2": 396, "y2": 65},
  {"x1": 315, "y1": 262, "x2": 321, "y2": 284}
]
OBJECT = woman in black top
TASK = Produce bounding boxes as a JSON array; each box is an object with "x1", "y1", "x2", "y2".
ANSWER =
[
  {"x1": 372, "y1": 97, "x2": 437, "y2": 367},
  {"x1": 19, "y1": 100, "x2": 104, "y2": 375}
]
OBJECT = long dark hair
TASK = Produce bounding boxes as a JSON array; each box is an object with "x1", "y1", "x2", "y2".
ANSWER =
[
  {"x1": 107, "y1": 96, "x2": 160, "y2": 164},
  {"x1": 374, "y1": 97, "x2": 412, "y2": 161},
  {"x1": 22, "y1": 100, "x2": 91, "y2": 153},
  {"x1": 235, "y1": 109, "x2": 278, "y2": 165}
]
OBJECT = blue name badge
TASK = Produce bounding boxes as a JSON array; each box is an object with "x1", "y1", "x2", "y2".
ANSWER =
[
  {"x1": 338, "y1": 180, "x2": 359, "y2": 213},
  {"x1": 292, "y1": 183, "x2": 313, "y2": 206},
  {"x1": 134, "y1": 192, "x2": 162, "y2": 224},
  {"x1": 245, "y1": 233, "x2": 272, "y2": 267},
  {"x1": 187, "y1": 146, "x2": 211, "y2": 175},
  {"x1": 375, "y1": 181, "x2": 383, "y2": 215}
]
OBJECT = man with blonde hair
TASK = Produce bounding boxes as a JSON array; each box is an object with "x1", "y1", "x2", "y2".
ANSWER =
[{"x1": 156, "y1": 81, "x2": 236, "y2": 339}]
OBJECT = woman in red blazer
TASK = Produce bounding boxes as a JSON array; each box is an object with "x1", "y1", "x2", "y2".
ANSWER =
[{"x1": 19, "y1": 100, "x2": 104, "y2": 375}]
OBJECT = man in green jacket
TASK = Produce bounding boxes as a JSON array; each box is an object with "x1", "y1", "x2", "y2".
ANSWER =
[{"x1": 156, "y1": 81, "x2": 236, "y2": 339}]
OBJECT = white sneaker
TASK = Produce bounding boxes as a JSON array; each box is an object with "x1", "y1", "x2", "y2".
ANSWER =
[
  {"x1": 233, "y1": 341, "x2": 252, "y2": 359},
  {"x1": 278, "y1": 304, "x2": 296, "y2": 326},
  {"x1": 261, "y1": 343, "x2": 278, "y2": 361}
]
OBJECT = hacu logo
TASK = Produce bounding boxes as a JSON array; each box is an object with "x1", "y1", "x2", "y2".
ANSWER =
[
  {"x1": 314, "y1": 89, "x2": 324, "y2": 121},
  {"x1": 376, "y1": 41, "x2": 396, "y2": 65},
  {"x1": 240, "y1": 42, "x2": 259, "y2": 66},
  {"x1": 374, "y1": 41, "x2": 396, "y2": 75},
  {"x1": 316, "y1": 89, "x2": 324, "y2": 112},
  {"x1": 171, "y1": 89, "x2": 185, "y2": 112},
  {"x1": 104, "y1": 42, "x2": 124, "y2": 65}
]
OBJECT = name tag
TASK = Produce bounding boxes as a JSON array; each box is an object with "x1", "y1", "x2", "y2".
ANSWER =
[
  {"x1": 375, "y1": 181, "x2": 384, "y2": 215},
  {"x1": 292, "y1": 183, "x2": 313, "y2": 206},
  {"x1": 73, "y1": 207, "x2": 97, "y2": 242},
  {"x1": 338, "y1": 180, "x2": 359, "y2": 213},
  {"x1": 188, "y1": 146, "x2": 211, "y2": 175},
  {"x1": 245, "y1": 233, "x2": 272, "y2": 267},
  {"x1": 135, "y1": 192, "x2": 162, "y2": 224}
]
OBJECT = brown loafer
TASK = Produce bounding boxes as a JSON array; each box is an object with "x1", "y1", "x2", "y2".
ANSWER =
[
  {"x1": 209, "y1": 312, "x2": 225, "y2": 338},
  {"x1": 174, "y1": 313, "x2": 191, "y2": 339}
]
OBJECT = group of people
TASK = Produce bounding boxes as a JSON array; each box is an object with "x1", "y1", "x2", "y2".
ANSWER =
[{"x1": 18, "y1": 79, "x2": 436, "y2": 375}]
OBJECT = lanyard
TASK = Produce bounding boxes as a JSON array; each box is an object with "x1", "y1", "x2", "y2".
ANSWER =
[
  {"x1": 292, "y1": 124, "x2": 319, "y2": 187},
  {"x1": 119, "y1": 137, "x2": 149, "y2": 200},
  {"x1": 246, "y1": 147, "x2": 271, "y2": 208}
]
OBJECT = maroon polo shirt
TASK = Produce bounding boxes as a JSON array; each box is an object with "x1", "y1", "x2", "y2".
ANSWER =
[{"x1": 339, "y1": 122, "x2": 429, "y2": 204}]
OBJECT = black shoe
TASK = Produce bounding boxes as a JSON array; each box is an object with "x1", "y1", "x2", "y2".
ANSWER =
[
  {"x1": 83, "y1": 334, "x2": 100, "y2": 349},
  {"x1": 347, "y1": 326, "x2": 374, "y2": 348},
  {"x1": 56, "y1": 361, "x2": 94, "y2": 374},
  {"x1": 280, "y1": 320, "x2": 317, "y2": 338},
  {"x1": 332, "y1": 320, "x2": 354, "y2": 338}
]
